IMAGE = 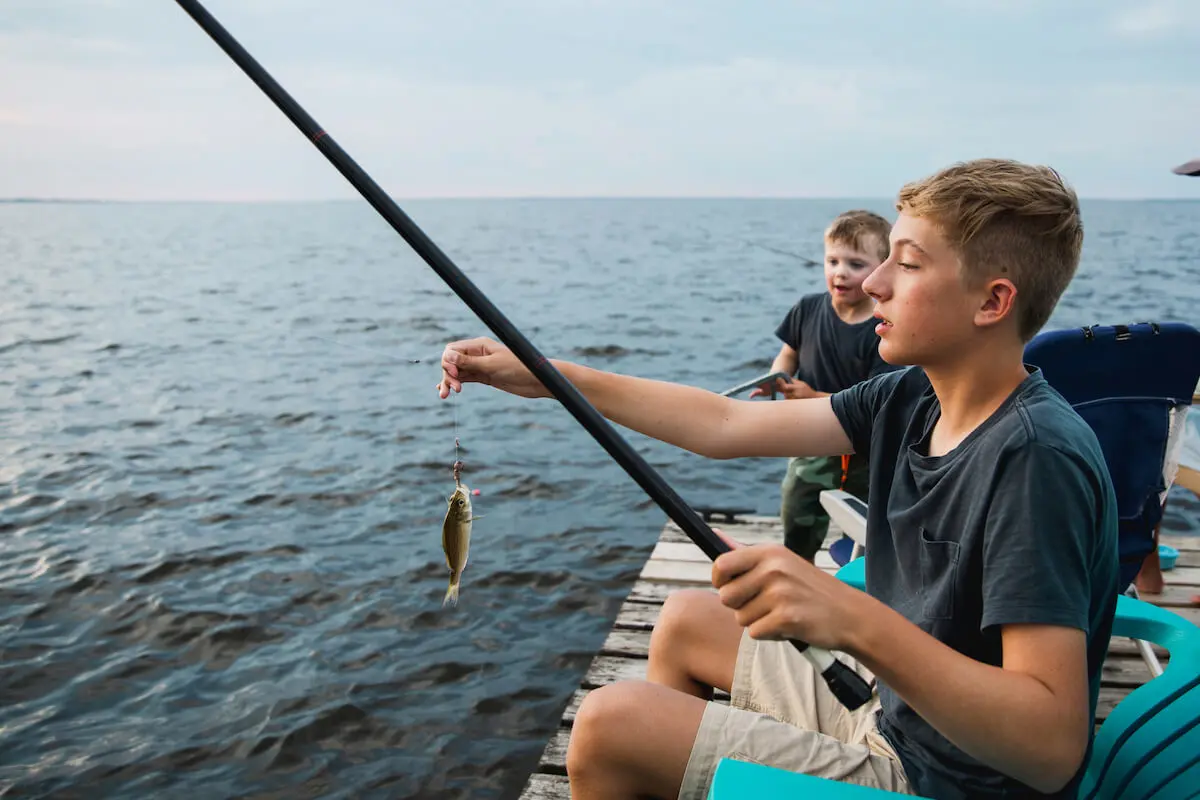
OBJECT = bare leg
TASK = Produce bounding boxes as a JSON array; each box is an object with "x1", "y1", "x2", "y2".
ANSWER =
[
  {"x1": 1134, "y1": 502, "x2": 1167, "y2": 594},
  {"x1": 645, "y1": 589, "x2": 744, "y2": 699},
  {"x1": 567, "y1": 680, "x2": 708, "y2": 800}
]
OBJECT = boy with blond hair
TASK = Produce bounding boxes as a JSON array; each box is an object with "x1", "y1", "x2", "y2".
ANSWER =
[
  {"x1": 750, "y1": 209, "x2": 897, "y2": 560},
  {"x1": 438, "y1": 159, "x2": 1118, "y2": 799}
]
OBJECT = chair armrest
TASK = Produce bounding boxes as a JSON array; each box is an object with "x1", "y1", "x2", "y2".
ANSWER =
[
  {"x1": 835, "y1": 556, "x2": 866, "y2": 591},
  {"x1": 820, "y1": 489, "x2": 869, "y2": 545},
  {"x1": 1112, "y1": 593, "x2": 1200, "y2": 660},
  {"x1": 1081, "y1": 595, "x2": 1200, "y2": 799}
]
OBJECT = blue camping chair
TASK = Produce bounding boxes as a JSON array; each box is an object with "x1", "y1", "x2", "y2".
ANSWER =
[
  {"x1": 1023, "y1": 322, "x2": 1200, "y2": 593},
  {"x1": 708, "y1": 541, "x2": 1200, "y2": 800},
  {"x1": 1025, "y1": 322, "x2": 1200, "y2": 676}
]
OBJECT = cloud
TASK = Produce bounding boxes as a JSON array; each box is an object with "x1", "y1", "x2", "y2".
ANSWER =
[{"x1": 1109, "y1": 2, "x2": 1184, "y2": 38}]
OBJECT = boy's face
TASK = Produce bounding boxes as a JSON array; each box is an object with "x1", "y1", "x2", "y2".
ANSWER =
[
  {"x1": 863, "y1": 213, "x2": 983, "y2": 366},
  {"x1": 823, "y1": 239, "x2": 879, "y2": 307}
]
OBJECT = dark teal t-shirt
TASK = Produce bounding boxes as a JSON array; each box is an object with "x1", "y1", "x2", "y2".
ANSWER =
[
  {"x1": 774, "y1": 293, "x2": 895, "y2": 394},
  {"x1": 830, "y1": 366, "x2": 1119, "y2": 799}
]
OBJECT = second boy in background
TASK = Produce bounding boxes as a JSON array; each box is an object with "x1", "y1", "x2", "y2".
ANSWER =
[{"x1": 750, "y1": 209, "x2": 897, "y2": 560}]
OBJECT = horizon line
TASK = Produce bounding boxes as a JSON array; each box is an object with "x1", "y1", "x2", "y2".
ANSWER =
[{"x1": 4, "y1": 194, "x2": 1199, "y2": 205}]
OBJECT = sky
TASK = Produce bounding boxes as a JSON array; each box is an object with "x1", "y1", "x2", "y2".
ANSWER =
[{"x1": 2, "y1": 0, "x2": 1198, "y2": 201}]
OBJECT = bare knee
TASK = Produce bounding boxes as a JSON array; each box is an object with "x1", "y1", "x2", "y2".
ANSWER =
[
  {"x1": 567, "y1": 683, "x2": 645, "y2": 784},
  {"x1": 569, "y1": 681, "x2": 708, "y2": 799},
  {"x1": 651, "y1": 589, "x2": 720, "y2": 659}
]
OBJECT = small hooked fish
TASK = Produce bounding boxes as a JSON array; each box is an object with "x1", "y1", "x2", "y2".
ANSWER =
[{"x1": 442, "y1": 472, "x2": 480, "y2": 607}]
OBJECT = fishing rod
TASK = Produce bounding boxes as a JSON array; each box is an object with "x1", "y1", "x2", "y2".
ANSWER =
[
  {"x1": 744, "y1": 240, "x2": 821, "y2": 267},
  {"x1": 173, "y1": 0, "x2": 872, "y2": 711}
]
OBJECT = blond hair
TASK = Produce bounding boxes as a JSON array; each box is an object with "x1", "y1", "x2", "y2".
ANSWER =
[
  {"x1": 825, "y1": 209, "x2": 891, "y2": 263},
  {"x1": 896, "y1": 158, "x2": 1083, "y2": 342}
]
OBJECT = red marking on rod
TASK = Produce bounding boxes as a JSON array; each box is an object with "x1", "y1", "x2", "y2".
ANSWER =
[{"x1": 312, "y1": 130, "x2": 328, "y2": 143}]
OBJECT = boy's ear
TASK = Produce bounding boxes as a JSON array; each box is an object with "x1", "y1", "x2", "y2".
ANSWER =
[{"x1": 975, "y1": 277, "x2": 1018, "y2": 330}]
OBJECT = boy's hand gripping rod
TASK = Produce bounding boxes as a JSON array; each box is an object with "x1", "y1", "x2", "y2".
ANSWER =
[{"x1": 173, "y1": 0, "x2": 873, "y2": 711}]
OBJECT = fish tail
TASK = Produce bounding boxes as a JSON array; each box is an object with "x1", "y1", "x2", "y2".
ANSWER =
[{"x1": 442, "y1": 578, "x2": 460, "y2": 608}]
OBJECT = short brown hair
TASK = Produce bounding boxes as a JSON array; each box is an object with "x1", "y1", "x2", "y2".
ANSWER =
[
  {"x1": 896, "y1": 158, "x2": 1083, "y2": 342},
  {"x1": 825, "y1": 209, "x2": 891, "y2": 263}
]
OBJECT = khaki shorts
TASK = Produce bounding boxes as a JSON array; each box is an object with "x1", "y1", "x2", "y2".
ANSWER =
[{"x1": 679, "y1": 630, "x2": 912, "y2": 799}]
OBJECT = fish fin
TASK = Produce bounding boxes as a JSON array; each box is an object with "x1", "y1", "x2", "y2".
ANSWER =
[
  {"x1": 442, "y1": 580, "x2": 460, "y2": 608},
  {"x1": 465, "y1": 515, "x2": 484, "y2": 522}
]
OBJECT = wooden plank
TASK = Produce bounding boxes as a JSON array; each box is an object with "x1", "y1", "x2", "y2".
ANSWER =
[
  {"x1": 560, "y1": 687, "x2": 731, "y2": 727},
  {"x1": 1108, "y1": 637, "x2": 1171, "y2": 659},
  {"x1": 583, "y1": 654, "x2": 647, "y2": 687},
  {"x1": 658, "y1": 520, "x2": 840, "y2": 548},
  {"x1": 1173, "y1": 550, "x2": 1200, "y2": 568},
  {"x1": 611, "y1": 600, "x2": 662, "y2": 629},
  {"x1": 599, "y1": 629, "x2": 651, "y2": 658},
  {"x1": 650, "y1": 540, "x2": 841, "y2": 570},
  {"x1": 627, "y1": 580, "x2": 715, "y2": 605},
  {"x1": 639, "y1": 558, "x2": 839, "y2": 585},
  {"x1": 518, "y1": 773, "x2": 570, "y2": 799},
  {"x1": 637, "y1": 559, "x2": 717, "y2": 585},
  {"x1": 1153, "y1": 566, "x2": 1200, "y2": 586},
  {"x1": 538, "y1": 729, "x2": 572, "y2": 774},
  {"x1": 1159, "y1": 533, "x2": 1199, "y2": 552},
  {"x1": 1132, "y1": 585, "x2": 1199, "y2": 608}
]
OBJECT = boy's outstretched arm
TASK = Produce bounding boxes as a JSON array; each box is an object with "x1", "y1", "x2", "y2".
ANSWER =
[{"x1": 437, "y1": 337, "x2": 852, "y2": 460}]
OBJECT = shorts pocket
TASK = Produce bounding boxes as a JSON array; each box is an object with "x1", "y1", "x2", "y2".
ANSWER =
[{"x1": 918, "y1": 528, "x2": 960, "y2": 620}]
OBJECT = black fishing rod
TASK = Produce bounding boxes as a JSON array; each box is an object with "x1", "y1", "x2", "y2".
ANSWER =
[
  {"x1": 744, "y1": 240, "x2": 821, "y2": 267},
  {"x1": 173, "y1": 0, "x2": 872, "y2": 711}
]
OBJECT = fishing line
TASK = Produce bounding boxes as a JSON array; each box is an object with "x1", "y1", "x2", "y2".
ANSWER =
[
  {"x1": 743, "y1": 240, "x2": 821, "y2": 266},
  {"x1": 451, "y1": 390, "x2": 465, "y2": 487}
]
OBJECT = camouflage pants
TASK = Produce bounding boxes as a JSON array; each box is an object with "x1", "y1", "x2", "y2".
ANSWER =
[{"x1": 780, "y1": 454, "x2": 870, "y2": 561}]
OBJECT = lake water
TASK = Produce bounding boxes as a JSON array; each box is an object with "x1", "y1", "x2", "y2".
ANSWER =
[{"x1": 2, "y1": 198, "x2": 1198, "y2": 798}]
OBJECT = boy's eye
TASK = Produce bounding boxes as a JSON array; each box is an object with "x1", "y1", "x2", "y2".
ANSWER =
[{"x1": 898, "y1": 261, "x2": 919, "y2": 271}]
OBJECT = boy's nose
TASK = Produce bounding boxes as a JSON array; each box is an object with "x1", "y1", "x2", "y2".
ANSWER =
[{"x1": 863, "y1": 264, "x2": 887, "y2": 300}]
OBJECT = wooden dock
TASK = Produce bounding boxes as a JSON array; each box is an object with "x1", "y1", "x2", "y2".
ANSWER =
[{"x1": 518, "y1": 515, "x2": 1200, "y2": 799}]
